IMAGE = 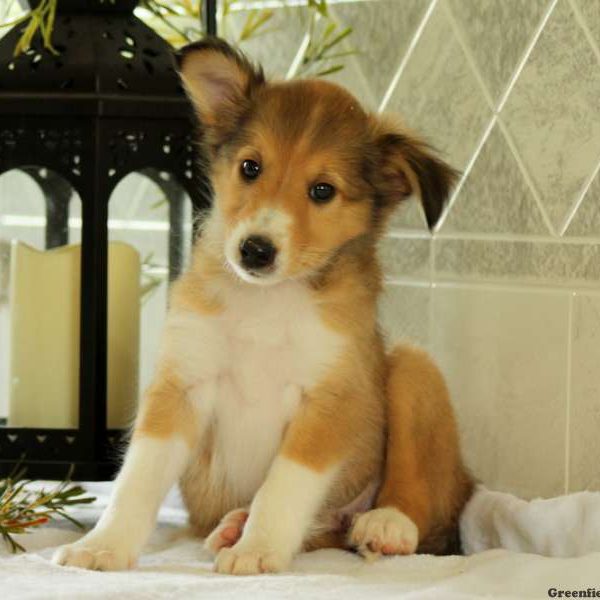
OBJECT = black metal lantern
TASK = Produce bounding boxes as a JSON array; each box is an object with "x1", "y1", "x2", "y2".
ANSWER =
[{"x1": 0, "y1": 0, "x2": 215, "y2": 480}]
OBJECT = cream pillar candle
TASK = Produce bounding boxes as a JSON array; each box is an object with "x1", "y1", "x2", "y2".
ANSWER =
[
  {"x1": 107, "y1": 242, "x2": 141, "y2": 429},
  {"x1": 8, "y1": 242, "x2": 81, "y2": 428},
  {"x1": 8, "y1": 241, "x2": 141, "y2": 428},
  {"x1": 0, "y1": 240, "x2": 12, "y2": 423}
]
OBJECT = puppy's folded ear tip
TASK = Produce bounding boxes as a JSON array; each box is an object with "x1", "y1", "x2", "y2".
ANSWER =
[
  {"x1": 424, "y1": 202, "x2": 444, "y2": 230},
  {"x1": 371, "y1": 124, "x2": 459, "y2": 231},
  {"x1": 422, "y1": 160, "x2": 460, "y2": 230},
  {"x1": 420, "y1": 161, "x2": 459, "y2": 230}
]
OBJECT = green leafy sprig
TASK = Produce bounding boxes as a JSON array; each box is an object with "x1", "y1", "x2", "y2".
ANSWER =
[
  {"x1": 0, "y1": 0, "x2": 58, "y2": 57},
  {"x1": 0, "y1": 467, "x2": 95, "y2": 553},
  {"x1": 297, "y1": 0, "x2": 354, "y2": 78}
]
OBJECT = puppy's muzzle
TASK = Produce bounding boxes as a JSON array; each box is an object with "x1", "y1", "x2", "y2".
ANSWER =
[{"x1": 239, "y1": 235, "x2": 277, "y2": 272}]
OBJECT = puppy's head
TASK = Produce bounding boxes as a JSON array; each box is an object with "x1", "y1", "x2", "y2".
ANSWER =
[{"x1": 177, "y1": 38, "x2": 457, "y2": 285}]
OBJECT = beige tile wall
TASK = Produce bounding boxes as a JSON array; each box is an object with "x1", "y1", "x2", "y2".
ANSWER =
[{"x1": 231, "y1": 0, "x2": 600, "y2": 499}]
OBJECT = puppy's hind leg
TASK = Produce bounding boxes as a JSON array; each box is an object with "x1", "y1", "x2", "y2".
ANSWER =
[{"x1": 350, "y1": 346, "x2": 473, "y2": 558}]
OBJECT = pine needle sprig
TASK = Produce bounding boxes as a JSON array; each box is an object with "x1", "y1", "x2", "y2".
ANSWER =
[
  {"x1": 0, "y1": 467, "x2": 95, "y2": 553},
  {"x1": 1, "y1": 0, "x2": 60, "y2": 57}
]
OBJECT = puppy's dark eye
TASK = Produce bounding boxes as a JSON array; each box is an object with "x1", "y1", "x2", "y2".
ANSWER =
[
  {"x1": 309, "y1": 183, "x2": 336, "y2": 203},
  {"x1": 241, "y1": 159, "x2": 261, "y2": 181}
]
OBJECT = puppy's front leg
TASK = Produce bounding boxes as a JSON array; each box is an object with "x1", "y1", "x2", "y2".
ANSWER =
[
  {"x1": 215, "y1": 387, "x2": 352, "y2": 575},
  {"x1": 53, "y1": 370, "x2": 198, "y2": 571},
  {"x1": 215, "y1": 456, "x2": 336, "y2": 575}
]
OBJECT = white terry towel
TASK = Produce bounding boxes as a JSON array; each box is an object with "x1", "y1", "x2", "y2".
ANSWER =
[
  {"x1": 461, "y1": 484, "x2": 600, "y2": 557},
  {"x1": 3, "y1": 482, "x2": 600, "y2": 600}
]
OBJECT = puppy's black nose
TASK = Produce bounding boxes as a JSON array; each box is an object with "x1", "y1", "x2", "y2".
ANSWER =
[{"x1": 239, "y1": 235, "x2": 277, "y2": 271}]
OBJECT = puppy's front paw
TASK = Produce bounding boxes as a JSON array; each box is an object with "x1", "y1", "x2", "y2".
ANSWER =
[
  {"x1": 205, "y1": 508, "x2": 248, "y2": 556},
  {"x1": 214, "y1": 540, "x2": 290, "y2": 575},
  {"x1": 349, "y1": 507, "x2": 418, "y2": 558},
  {"x1": 53, "y1": 534, "x2": 137, "y2": 571}
]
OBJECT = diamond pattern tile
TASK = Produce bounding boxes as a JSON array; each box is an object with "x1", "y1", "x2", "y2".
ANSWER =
[
  {"x1": 441, "y1": 125, "x2": 549, "y2": 235},
  {"x1": 447, "y1": 0, "x2": 549, "y2": 103},
  {"x1": 501, "y1": 0, "x2": 600, "y2": 233},
  {"x1": 330, "y1": 0, "x2": 432, "y2": 107},
  {"x1": 385, "y1": 3, "x2": 491, "y2": 172}
]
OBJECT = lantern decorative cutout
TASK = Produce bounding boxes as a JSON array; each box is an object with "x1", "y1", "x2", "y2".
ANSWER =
[{"x1": 0, "y1": 0, "x2": 213, "y2": 480}]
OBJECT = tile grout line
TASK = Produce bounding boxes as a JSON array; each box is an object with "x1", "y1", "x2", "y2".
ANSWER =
[
  {"x1": 494, "y1": 0, "x2": 559, "y2": 114},
  {"x1": 564, "y1": 292, "x2": 574, "y2": 494},
  {"x1": 428, "y1": 236, "x2": 435, "y2": 350},
  {"x1": 384, "y1": 277, "x2": 600, "y2": 299},
  {"x1": 495, "y1": 118, "x2": 557, "y2": 236},
  {"x1": 386, "y1": 229, "x2": 432, "y2": 240},
  {"x1": 434, "y1": 116, "x2": 497, "y2": 232},
  {"x1": 378, "y1": 0, "x2": 439, "y2": 113},
  {"x1": 385, "y1": 230, "x2": 600, "y2": 244},
  {"x1": 384, "y1": 278, "x2": 431, "y2": 288},
  {"x1": 428, "y1": 278, "x2": 600, "y2": 297},
  {"x1": 559, "y1": 150, "x2": 600, "y2": 236},
  {"x1": 567, "y1": 0, "x2": 600, "y2": 67},
  {"x1": 431, "y1": 231, "x2": 600, "y2": 245},
  {"x1": 429, "y1": 230, "x2": 435, "y2": 286},
  {"x1": 427, "y1": 224, "x2": 435, "y2": 349},
  {"x1": 441, "y1": 0, "x2": 496, "y2": 110}
]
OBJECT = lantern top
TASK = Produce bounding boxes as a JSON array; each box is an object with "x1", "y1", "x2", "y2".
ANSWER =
[
  {"x1": 30, "y1": 0, "x2": 138, "y2": 13},
  {"x1": 0, "y1": 3, "x2": 189, "y2": 118}
]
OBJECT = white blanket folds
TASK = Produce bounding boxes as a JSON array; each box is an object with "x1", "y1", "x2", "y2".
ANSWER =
[{"x1": 1, "y1": 483, "x2": 600, "y2": 600}]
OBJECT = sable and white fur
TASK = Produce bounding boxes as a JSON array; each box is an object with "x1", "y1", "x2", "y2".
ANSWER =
[{"x1": 54, "y1": 38, "x2": 473, "y2": 575}]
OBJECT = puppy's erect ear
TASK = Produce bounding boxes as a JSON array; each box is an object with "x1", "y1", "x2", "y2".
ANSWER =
[
  {"x1": 175, "y1": 37, "x2": 265, "y2": 147},
  {"x1": 371, "y1": 119, "x2": 458, "y2": 229}
]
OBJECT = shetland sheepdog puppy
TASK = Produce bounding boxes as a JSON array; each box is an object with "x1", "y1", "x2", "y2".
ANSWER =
[{"x1": 54, "y1": 38, "x2": 473, "y2": 575}]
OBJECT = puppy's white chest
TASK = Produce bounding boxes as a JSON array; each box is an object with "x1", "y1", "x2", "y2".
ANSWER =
[{"x1": 166, "y1": 281, "x2": 343, "y2": 501}]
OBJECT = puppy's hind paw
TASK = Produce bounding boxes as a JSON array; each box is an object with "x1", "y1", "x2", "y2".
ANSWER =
[
  {"x1": 349, "y1": 507, "x2": 418, "y2": 559},
  {"x1": 204, "y1": 508, "x2": 248, "y2": 556}
]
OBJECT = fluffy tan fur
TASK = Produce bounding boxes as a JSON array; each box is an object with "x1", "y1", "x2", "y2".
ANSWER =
[{"x1": 164, "y1": 38, "x2": 471, "y2": 555}]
